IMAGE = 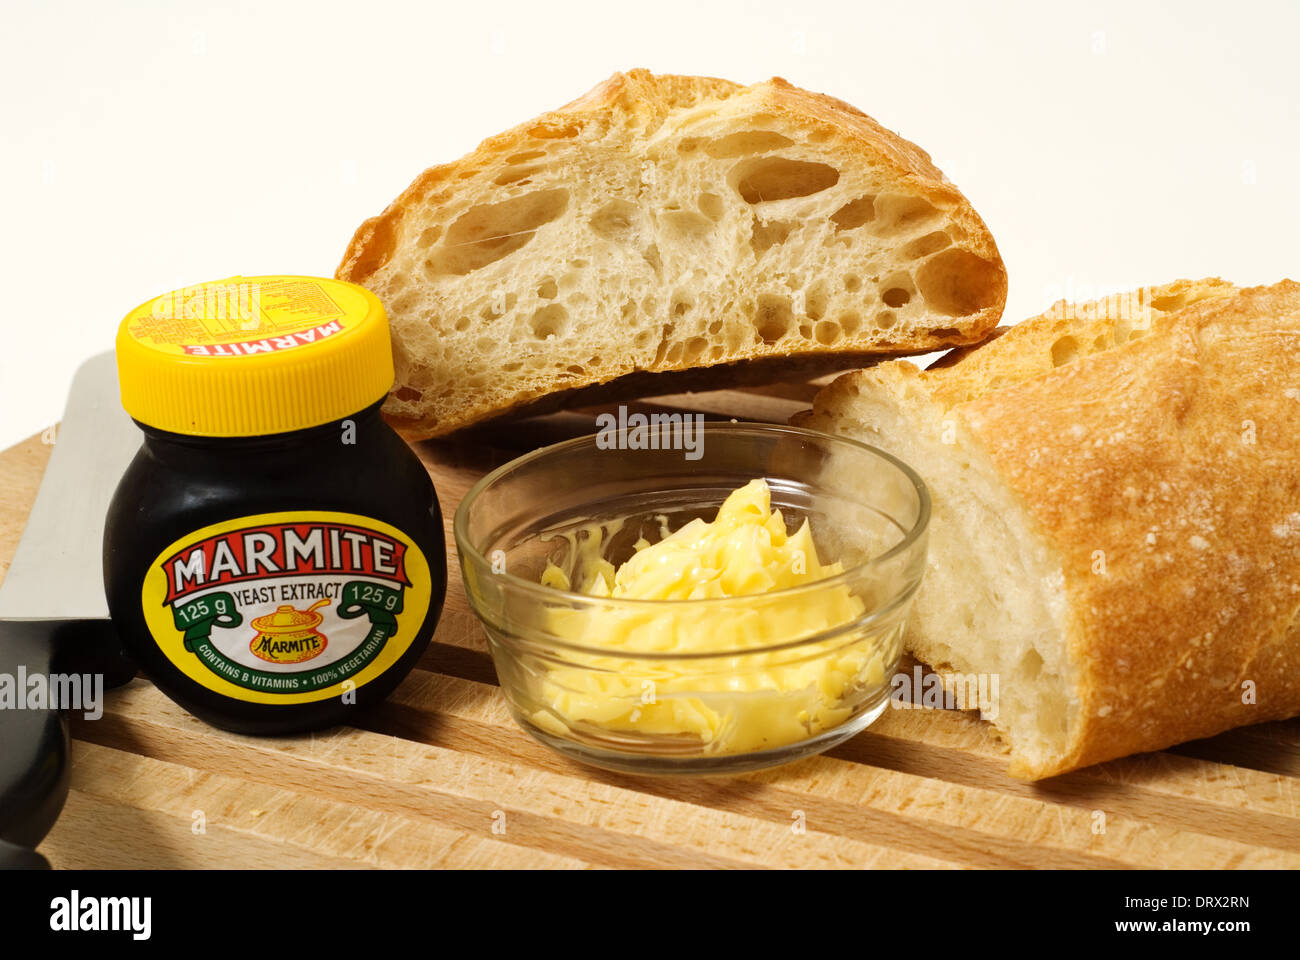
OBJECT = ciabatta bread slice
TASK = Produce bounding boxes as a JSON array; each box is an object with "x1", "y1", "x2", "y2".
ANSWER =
[
  {"x1": 800, "y1": 279, "x2": 1300, "y2": 779},
  {"x1": 337, "y1": 69, "x2": 1007, "y2": 437}
]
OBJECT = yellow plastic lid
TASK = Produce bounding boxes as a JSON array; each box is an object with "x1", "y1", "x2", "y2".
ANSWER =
[{"x1": 116, "y1": 275, "x2": 394, "y2": 437}]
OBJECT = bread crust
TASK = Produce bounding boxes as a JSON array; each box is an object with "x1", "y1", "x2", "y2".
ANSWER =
[
  {"x1": 922, "y1": 278, "x2": 1237, "y2": 407},
  {"x1": 337, "y1": 69, "x2": 1007, "y2": 438}
]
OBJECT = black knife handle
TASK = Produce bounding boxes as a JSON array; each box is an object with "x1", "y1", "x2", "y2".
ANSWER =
[
  {"x1": 0, "y1": 621, "x2": 72, "y2": 854},
  {"x1": 0, "y1": 838, "x2": 51, "y2": 870}
]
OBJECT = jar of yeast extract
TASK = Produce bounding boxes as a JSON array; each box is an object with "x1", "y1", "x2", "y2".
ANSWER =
[{"x1": 104, "y1": 275, "x2": 447, "y2": 734}]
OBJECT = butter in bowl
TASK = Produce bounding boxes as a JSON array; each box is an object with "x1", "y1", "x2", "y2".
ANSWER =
[{"x1": 454, "y1": 422, "x2": 929, "y2": 774}]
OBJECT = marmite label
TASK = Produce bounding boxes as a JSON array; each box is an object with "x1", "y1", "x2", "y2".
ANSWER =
[{"x1": 141, "y1": 511, "x2": 433, "y2": 704}]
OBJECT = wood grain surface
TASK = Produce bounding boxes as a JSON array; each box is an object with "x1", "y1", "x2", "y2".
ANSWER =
[{"x1": 6, "y1": 382, "x2": 1299, "y2": 869}]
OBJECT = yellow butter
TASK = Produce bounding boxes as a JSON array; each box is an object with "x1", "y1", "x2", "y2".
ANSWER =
[{"x1": 532, "y1": 479, "x2": 885, "y2": 754}]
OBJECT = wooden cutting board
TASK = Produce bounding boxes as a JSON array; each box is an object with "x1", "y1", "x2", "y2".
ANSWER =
[{"x1": 4, "y1": 381, "x2": 1299, "y2": 869}]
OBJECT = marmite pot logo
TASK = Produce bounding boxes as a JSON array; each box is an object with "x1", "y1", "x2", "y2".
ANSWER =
[
  {"x1": 249, "y1": 599, "x2": 330, "y2": 664},
  {"x1": 159, "y1": 521, "x2": 411, "y2": 694}
]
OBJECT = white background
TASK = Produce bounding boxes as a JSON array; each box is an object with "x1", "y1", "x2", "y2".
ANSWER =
[{"x1": 1, "y1": 0, "x2": 1297, "y2": 449}]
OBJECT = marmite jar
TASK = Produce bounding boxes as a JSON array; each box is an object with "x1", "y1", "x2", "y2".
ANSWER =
[{"x1": 104, "y1": 275, "x2": 446, "y2": 734}]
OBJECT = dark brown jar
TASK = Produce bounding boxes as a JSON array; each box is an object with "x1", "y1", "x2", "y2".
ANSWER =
[{"x1": 104, "y1": 275, "x2": 446, "y2": 734}]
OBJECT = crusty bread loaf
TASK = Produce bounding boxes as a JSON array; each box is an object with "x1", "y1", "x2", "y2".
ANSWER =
[
  {"x1": 799, "y1": 279, "x2": 1300, "y2": 779},
  {"x1": 337, "y1": 69, "x2": 1007, "y2": 437}
]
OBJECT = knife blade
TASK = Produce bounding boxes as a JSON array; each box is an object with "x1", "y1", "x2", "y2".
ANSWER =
[
  {"x1": 0, "y1": 352, "x2": 141, "y2": 859},
  {"x1": 0, "y1": 352, "x2": 140, "y2": 621}
]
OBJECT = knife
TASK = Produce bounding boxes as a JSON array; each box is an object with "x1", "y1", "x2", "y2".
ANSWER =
[{"x1": 0, "y1": 352, "x2": 141, "y2": 867}]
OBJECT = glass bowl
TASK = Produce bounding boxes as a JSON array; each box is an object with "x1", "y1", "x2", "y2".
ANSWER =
[{"x1": 454, "y1": 421, "x2": 929, "y2": 775}]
